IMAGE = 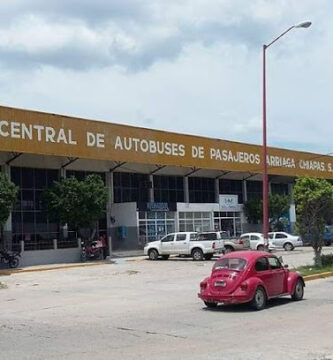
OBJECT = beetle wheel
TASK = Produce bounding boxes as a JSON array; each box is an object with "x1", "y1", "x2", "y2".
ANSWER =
[
  {"x1": 291, "y1": 279, "x2": 304, "y2": 301},
  {"x1": 250, "y1": 286, "x2": 266, "y2": 311}
]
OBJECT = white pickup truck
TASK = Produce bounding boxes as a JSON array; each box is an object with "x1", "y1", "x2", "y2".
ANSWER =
[{"x1": 144, "y1": 232, "x2": 223, "y2": 261}]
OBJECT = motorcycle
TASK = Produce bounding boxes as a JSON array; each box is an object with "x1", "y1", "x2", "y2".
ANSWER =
[
  {"x1": 80, "y1": 239, "x2": 103, "y2": 262},
  {"x1": 0, "y1": 249, "x2": 21, "y2": 268}
]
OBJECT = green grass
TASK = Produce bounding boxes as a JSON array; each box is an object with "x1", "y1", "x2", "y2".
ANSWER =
[{"x1": 293, "y1": 265, "x2": 333, "y2": 277}]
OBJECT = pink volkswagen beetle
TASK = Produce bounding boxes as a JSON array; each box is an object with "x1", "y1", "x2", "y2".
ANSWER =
[{"x1": 198, "y1": 251, "x2": 304, "y2": 310}]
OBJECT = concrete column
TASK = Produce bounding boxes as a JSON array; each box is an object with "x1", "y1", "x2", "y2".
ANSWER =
[
  {"x1": 60, "y1": 167, "x2": 66, "y2": 179},
  {"x1": 288, "y1": 183, "x2": 296, "y2": 233},
  {"x1": 184, "y1": 177, "x2": 189, "y2": 203},
  {"x1": 242, "y1": 180, "x2": 248, "y2": 203},
  {"x1": 106, "y1": 172, "x2": 114, "y2": 256},
  {"x1": 149, "y1": 175, "x2": 154, "y2": 203},
  {"x1": 59, "y1": 168, "x2": 67, "y2": 239},
  {"x1": 288, "y1": 183, "x2": 295, "y2": 204},
  {"x1": 215, "y1": 178, "x2": 220, "y2": 203},
  {"x1": 1, "y1": 164, "x2": 12, "y2": 249},
  {"x1": 268, "y1": 181, "x2": 272, "y2": 195}
]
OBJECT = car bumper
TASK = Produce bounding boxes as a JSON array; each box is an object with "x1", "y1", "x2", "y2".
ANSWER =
[{"x1": 198, "y1": 292, "x2": 251, "y2": 305}]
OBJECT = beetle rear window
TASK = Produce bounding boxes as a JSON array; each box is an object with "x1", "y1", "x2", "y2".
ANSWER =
[{"x1": 213, "y1": 258, "x2": 247, "y2": 271}]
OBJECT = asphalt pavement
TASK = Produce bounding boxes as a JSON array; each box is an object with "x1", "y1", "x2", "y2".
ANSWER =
[{"x1": 1, "y1": 248, "x2": 333, "y2": 360}]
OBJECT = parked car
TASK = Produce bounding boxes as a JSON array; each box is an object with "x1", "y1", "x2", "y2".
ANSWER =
[
  {"x1": 268, "y1": 232, "x2": 303, "y2": 251},
  {"x1": 240, "y1": 233, "x2": 266, "y2": 251},
  {"x1": 198, "y1": 251, "x2": 305, "y2": 310},
  {"x1": 144, "y1": 231, "x2": 222, "y2": 261},
  {"x1": 196, "y1": 232, "x2": 225, "y2": 253},
  {"x1": 217, "y1": 231, "x2": 251, "y2": 253},
  {"x1": 324, "y1": 226, "x2": 333, "y2": 246},
  {"x1": 301, "y1": 228, "x2": 332, "y2": 247}
]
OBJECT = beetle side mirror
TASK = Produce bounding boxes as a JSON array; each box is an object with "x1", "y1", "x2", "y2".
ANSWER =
[{"x1": 284, "y1": 264, "x2": 289, "y2": 269}]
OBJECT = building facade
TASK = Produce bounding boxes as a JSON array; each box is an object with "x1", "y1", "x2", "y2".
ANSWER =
[{"x1": 1, "y1": 105, "x2": 332, "y2": 266}]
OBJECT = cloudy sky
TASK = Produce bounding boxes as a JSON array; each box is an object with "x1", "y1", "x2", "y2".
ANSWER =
[{"x1": 0, "y1": 0, "x2": 332, "y2": 155}]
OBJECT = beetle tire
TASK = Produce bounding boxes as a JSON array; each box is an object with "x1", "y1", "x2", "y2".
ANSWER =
[
  {"x1": 291, "y1": 279, "x2": 304, "y2": 301},
  {"x1": 250, "y1": 286, "x2": 266, "y2": 311}
]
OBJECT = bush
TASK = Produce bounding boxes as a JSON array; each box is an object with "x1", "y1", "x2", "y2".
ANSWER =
[{"x1": 321, "y1": 254, "x2": 333, "y2": 267}]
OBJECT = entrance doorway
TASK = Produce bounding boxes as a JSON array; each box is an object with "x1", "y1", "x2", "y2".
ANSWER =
[{"x1": 214, "y1": 212, "x2": 242, "y2": 237}]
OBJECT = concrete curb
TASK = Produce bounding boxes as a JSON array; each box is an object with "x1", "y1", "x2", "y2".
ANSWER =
[
  {"x1": 0, "y1": 261, "x2": 109, "y2": 276},
  {"x1": 303, "y1": 271, "x2": 333, "y2": 282}
]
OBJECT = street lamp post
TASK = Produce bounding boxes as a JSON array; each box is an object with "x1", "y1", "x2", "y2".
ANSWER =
[{"x1": 262, "y1": 21, "x2": 311, "y2": 248}]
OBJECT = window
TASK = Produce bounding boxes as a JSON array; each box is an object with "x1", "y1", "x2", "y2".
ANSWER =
[
  {"x1": 179, "y1": 212, "x2": 211, "y2": 232},
  {"x1": 251, "y1": 235, "x2": 260, "y2": 241},
  {"x1": 176, "y1": 234, "x2": 187, "y2": 241},
  {"x1": 162, "y1": 234, "x2": 174, "y2": 242},
  {"x1": 66, "y1": 170, "x2": 105, "y2": 183},
  {"x1": 190, "y1": 233, "x2": 197, "y2": 240},
  {"x1": 11, "y1": 167, "x2": 61, "y2": 251},
  {"x1": 241, "y1": 235, "x2": 250, "y2": 241},
  {"x1": 197, "y1": 233, "x2": 217, "y2": 241},
  {"x1": 219, "y1": 179, "x2": 243, "y2": 204},
  {"x1": 255, "y1": 257, "x2": 269, "y2": 272},
  {"x1": 276, "y1": 233, "x2": 287, "y2": 239},
  {"x1": 114, "y1": 172, "x2": 149, "y2": 203},
  {"x1": 188, "y1": 177, "x2": 215, "y2": 203},
  {"x1": 213, "y1": 258, "x2": 247, "y2": 271},
  {"x1": 268, "y1": 257, "x2": 282, "y2": 270},
  {"x1": 154, "y1": 175, "x2": 184, "y2": 203},
  {"x1": 268, "y1": 233, "x2": 274, "y2": 239},
  {"x1": 139, "y1": 212, "x2": 176, "y2": 245},
  {"x1": 271, "y1": 183, "x2": 289, "y2": 196},
  {"x1": 247, "y1": 181, "x2": 263, "y2": 200}
]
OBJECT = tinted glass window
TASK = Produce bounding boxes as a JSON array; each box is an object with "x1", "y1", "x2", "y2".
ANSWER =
[
  {"x1": 255, "y1": 257, "x2": 269, "y2": 272},
  {"x1": 276, "y1": 233, "x2": 287, "y2": 239},
  {"x1": 268, "y1": 257, "x2": 282, "y2": 270},
  {"x1": 176, "y1": 234, "x2": 186, "y2": 241},
  {"x1": 197, "y1": 233, "x2": 217, "y2": 241},
  {"x1": 251, "y1": 235, "x2": 260, "y2": 240},
  {"x1": 190, "y1": 233, "x2": 197, "y2": 240},
  {"x1": 161, "y1": 234, "x2": 174, "y2": 242},
  {"x1": 268, "y1": 233, "x2": 274, "y2": 239}
]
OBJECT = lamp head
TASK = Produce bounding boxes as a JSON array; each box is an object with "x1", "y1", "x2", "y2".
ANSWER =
[{"x1": 295, "y1": 21, "x2": 312, "y2": 29}]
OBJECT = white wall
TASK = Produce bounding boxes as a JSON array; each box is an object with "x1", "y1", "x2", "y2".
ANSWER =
[
  {"x1": 177, "y1": 202, "x2": 220, "y2": 212},
  {"x1": 111, "y1": 202, "x2": 138, "y2": 227}
]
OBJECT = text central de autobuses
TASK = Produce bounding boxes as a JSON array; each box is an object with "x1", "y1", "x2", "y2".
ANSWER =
[{"x1": 0, "y1": 120, "x2": 331, "y2": 173}]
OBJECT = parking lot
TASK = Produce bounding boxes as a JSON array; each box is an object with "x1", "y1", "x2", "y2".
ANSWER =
[{"x1": 1, "y1": 247, "x2": 333, "y2": 360}]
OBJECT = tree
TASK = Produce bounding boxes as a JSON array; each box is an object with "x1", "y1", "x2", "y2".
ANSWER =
[
  {"x1": 243, "y1": 194, "x2": 290, "y2": 230},
  {"x1": 0, "y1": 173, "x2": 19, "y2": 245},
  {"x1": 268, "y1": 194, "x2": 290, "y2": 231},
  {"x1": 293, "y1": 176, "x2": 333, "y2": 267},
  {"x1": 43, "y1": 174, "x2": 108, "y2": 241},
  {"x1": 243, "y1": 199, "x2": 262, "y2": 224}
]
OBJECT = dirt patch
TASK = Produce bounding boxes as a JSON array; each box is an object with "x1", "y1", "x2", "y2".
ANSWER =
[{"x1": 0, "y1": 282, "x2": 8, "y2": 289}]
